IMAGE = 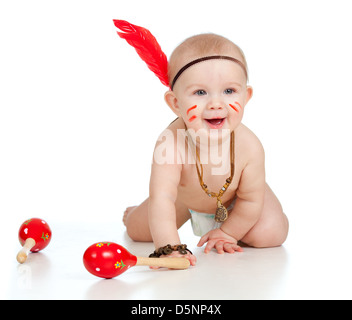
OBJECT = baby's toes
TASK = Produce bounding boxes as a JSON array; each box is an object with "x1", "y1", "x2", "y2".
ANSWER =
[{"x1": 123, "y1": 206, "x2": 137, "y2": 225}]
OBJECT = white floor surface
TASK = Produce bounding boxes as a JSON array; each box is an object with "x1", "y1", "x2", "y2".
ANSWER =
[{"x1": 2, "y1": 217, "x2": 352, "y2": 300}]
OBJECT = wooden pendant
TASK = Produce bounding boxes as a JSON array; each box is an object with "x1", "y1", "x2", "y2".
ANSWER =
[{"x1": 215, "y1": 199, "x2": 228, "y2": 222}]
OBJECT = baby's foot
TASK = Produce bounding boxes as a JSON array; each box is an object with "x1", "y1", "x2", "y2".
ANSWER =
[{"x1": 123, "y1": 206, "x2": 137, "y2": 226}]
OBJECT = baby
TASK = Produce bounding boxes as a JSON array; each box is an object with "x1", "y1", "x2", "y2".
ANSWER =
[{"x1": 116, "y1": 21, "x2": 289, "y2": 267}]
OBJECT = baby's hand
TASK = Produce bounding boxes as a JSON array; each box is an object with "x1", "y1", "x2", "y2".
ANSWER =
[
  {"x1": 197, "y1": 228, "x2": 243, "y2": 254},
  {"x1": 149, "y1": 250, "x2": 197, "y2": 269}
]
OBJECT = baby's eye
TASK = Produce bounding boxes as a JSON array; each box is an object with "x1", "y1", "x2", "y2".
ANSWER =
[
  {"x1": 194, "y1": 89, "x2": 207, "y2": 96},
  {"x1": 224, "y1": 88, "x2": 236, "y2": 94}
]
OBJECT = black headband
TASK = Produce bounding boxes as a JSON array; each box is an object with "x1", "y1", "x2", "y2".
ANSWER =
[{"x1": 170, "y1": 55, "x2": 248, "y2": 90}]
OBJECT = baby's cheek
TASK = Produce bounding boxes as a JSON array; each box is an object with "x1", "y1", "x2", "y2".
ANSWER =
[
  {"x1": 188, "y1": 115, "x2": 197, "y2": 122},
  {"x1": 186, "y1": 105, "x2": 198, "y2": 123},
  {"x1": 228, "y1": 102, "x2": 244, "y2": 128},
  {"x1": 229, "y1": 102, "x2": 242, "y2": 113}
]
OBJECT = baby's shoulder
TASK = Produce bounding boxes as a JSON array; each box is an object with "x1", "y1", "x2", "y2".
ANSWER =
[
  {"x1": 236, "y1": 124, "x2": 265, "y2": 158},
  {"x1": 152, "y1": 118, "x2": 185, "y2": 165},
  {"x1": 166, "y1": 117, "x2": 185, "y2": 132}
]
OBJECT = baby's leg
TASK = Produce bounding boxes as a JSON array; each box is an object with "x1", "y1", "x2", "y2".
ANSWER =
[
  {"x1": 123, "y1": 198, "x2": 191, "y2": 242},
  {"x1": 123, "y1": 206, "x2": 137, "y2": 226},
  {"x1": 240, "y1": 183, "x2": 289, "y2": 248},
  {"x1": 123, "y1": 199, "x2": 152, "y2": 241}
]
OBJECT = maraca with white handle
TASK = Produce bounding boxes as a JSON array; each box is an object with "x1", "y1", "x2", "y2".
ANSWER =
[
  {"x1": 17, "y1": 218, "x2": 52, "y2": 263},
  {"x1": 83, "y1": 242, "x2": 190, "y2": 278}
]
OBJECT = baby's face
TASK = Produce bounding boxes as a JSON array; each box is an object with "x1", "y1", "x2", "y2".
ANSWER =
[{"x1": 168, "y1": 58, "x2": 252, "y2": 134}]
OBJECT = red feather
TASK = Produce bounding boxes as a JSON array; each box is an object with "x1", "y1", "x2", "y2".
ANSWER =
[{"x1": 113, "y1": 20, "x2": 169, "y2": 88}]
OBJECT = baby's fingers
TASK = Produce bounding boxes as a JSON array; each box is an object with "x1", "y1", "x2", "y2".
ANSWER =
[
  {"x1": 149, "y1": 266, "x2": 160, "y2": 269},
  {"x1": 204, "y1": 239, "x2": 218, "y2": 253},
  {"x1": 197, "y1": 234, "x2": 210, "y2": 247},
  {"x1": 189, "y1": 254, "x2": 197, "y2": 266},
  {"x1": 223, "y1": 242, "x2": 243, "y2": 253},
  {"x1": 215, "y1": 240, "x2": 226, "y2": 254},
  {"x1": 150, "y1": 253, "x2": 197, "y2": 269}
]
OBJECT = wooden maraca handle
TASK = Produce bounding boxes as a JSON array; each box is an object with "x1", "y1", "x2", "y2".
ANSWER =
[
  {"x1": 16, "y1": 238, "x2": 36, "y2": 264},
  {"x1": 136, "y1": 256, "x2": 190, "y2": 269}
]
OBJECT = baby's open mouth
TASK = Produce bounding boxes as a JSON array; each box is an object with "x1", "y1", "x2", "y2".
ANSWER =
[{"x1": 205, "y1": 118, "x2": 225, "y2": 129}]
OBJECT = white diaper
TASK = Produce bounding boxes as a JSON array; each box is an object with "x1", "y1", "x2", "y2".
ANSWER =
[{"x1": 188, "y1": 199, "x2": 236, "y2": 236}]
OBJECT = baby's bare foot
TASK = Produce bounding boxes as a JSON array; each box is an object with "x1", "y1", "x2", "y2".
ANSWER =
[{"x1": 123, "y1": 206, "x2": 137, "y2": 226}]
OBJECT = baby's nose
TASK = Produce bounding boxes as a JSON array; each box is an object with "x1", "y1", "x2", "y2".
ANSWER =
[{"x1": 207, "y1": 100, "x2": 224, "y2": 110}]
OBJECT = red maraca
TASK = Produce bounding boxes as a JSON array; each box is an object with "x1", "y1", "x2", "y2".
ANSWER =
[
  {"x1": 17, "y1": 218, "x2": 52, "y2": 264},
  {"x1": 83, "y1": 242, "x2": 190, "y2": 278}
]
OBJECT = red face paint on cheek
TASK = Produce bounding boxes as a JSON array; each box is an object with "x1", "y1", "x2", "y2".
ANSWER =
[
  {"x1": 229, "y1": 104, "x2": 239, "y2": 112},
  {"x1": 229, "y1": 102, "x2": 243, "y2": 112},
  {"x1": 188, "y1": 115, "x2": 197, "y2": 122},
  {"x1": 235, "y1": 102, "x2": 242, "y2": 109},
  {"x1": 187, "y1": 105, "x2": 197, "y2": 115},
  {"x1": 186, "y1": 105, "x2": 198, "y2": 122}
]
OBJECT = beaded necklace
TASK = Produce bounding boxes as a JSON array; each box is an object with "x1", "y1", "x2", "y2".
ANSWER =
[{"x1": 187, "y1": 130, "x2": 235, "y2": 222}]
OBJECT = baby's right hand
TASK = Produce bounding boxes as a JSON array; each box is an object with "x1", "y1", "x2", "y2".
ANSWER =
[{"x1": 149, "y1": 251, "x2": 196, "y2": 269}]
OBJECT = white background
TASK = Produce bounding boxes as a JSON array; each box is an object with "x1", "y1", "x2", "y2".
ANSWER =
[{"x1": 1, "y1": 0, "x2": 352, "y2": 299}]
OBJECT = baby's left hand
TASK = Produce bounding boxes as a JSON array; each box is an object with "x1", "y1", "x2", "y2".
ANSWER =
[{"x1": 197, "y1": 228, "x2": 243, "y2": 254}]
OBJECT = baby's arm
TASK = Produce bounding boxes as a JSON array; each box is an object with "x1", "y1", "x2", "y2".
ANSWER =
[
  {"x1": 198, "y1": 141, "x2": 265, "y2": 253},
  {"x1": 148, "y1": 132, "x2": 196, "y2": 266},
  {"x1": 221, "y1": 156, "x2": 265, "y2": 236},
  {"x1": 148, "y1": 159, "x2": 182, "y2": 248},
  {"x1": 221, "y1": 148, "x2": 265, "y2": 240}
]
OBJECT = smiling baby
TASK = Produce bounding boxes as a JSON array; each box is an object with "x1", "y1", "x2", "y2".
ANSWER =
[{"x1": 114, "y1": 20, "x2": 289, "y2": 267}]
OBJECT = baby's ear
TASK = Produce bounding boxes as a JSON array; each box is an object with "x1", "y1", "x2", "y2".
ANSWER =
[
  {"x1": 245, "y1": 86, "x2": 253, "y2": 104},
  {"x1": 164, "y1": 90, "x2": 181, "y2": 116}
]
